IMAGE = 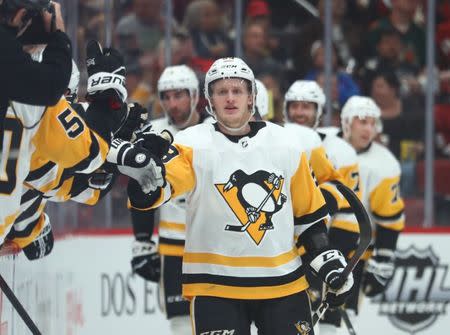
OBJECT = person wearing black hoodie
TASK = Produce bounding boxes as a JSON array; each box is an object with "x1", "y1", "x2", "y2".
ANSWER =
[{"x1": 0, "y1": 0, "x2": 72, "y2": 147}]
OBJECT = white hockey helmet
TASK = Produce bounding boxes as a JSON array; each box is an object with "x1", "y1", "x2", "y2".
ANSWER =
[
  {"x1": 255, "y1": 79, "x2": 269, "y2": 119},
  {"x1": 283, "y1": 80, "x2": 326, "y2": 128},
  {"x1": 204, "y1": 57, "x2": 256, "y2": 120},
  {"x1": 157, "y1": 64, "x2": 199, "y2": 129},
  {"x1": 341, "y1": 95, "x2": 383, "y2": 139}
]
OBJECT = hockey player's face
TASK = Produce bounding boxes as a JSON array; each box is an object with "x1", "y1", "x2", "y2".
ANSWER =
[
  {"x1": 288, "y1": 101, "x2": 317, "y2": 128},
  {"x1": 349, "y1": 117, "x2": 378, "y2": 150},
  {"x1": 160, "y1": 89, "x2": 192, "y2": 126},
  {"x1": 211, "y1": 79, "x2": 253, "y2": 131}
]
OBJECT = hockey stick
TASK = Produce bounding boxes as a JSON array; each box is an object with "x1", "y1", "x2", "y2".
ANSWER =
[
  {"x1": 340, "y1": 308, "x2": 357, "y2": 335},
  {"x1": 0, "y1": 273, "x2": 42, "y2": 335},
  {"x1": 312, "y1": 183, "x2": 372, "y2": 326},
  {"x1": 225, "y1": 180, "x2": 278, "y2": 232}
]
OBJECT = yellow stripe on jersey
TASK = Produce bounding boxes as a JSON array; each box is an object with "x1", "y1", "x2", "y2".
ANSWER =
[
  {"x1": 290, "y1": 152, "x2": 328, "y2": 222},
  {"x1": 31, "y1": 98, "x2": 109, "y2": 170},
  {"x1": 309, "y1": 146, "x2": 343, "y2": 185},
  {"x1": 0, "y1": 211, "x2": 19, "y2": 238},
  {"x1": 183, "y1": 275, "x2": 309, "y2": 300},
  {"x1": 165, "y1": 143, "x2": 196, "y2": 198},
  {"x1": 183, "y1": 247, "x2": 298, "y2": 268},
  {"x1": 159, "y1": 244, "x2": 184, "y2": 256},
  {"x1": 159, "y1": 220, "x2": 186, "y2": 232},
  {"x1": 369, "y1": 175, "x2": 405, "y2": 231}
]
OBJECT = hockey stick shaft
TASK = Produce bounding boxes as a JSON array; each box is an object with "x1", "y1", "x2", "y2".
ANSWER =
[
  {"x1": 340, "y1": 308, "x2": 357, "y2": 335},
  {"x1": 225, "y1": 179, "x2": 277, "y2": 232},
  {"x1": 312, "y1": 183, "x2": 372, "y2": 326},
  {"x1": 0, "y1": 273, "x2": 42, "y2": 335}
]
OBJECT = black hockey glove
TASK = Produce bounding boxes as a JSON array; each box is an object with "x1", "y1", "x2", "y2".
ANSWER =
[
  {"x1": 84, "y1": 40, "x2": 128, "y2": 138},
  {"x1": 135, "y1": 124, "x2": 173, "y2": 159},
  {"x1": 107, "y1": 138, "x2": 166, "y2": 193},
  {"x1": 131, "y1": 239, "x2": 161, "y2": 282},
  {"x1": 115, "y1": 103, "x2": 149, "y2": 141},
  {"x1": 362, "y1": 248, "x2": 395, "y2": 297},
  {"x1": 310, "y1": 249, "x2": 354, "y2": 308},
  {"x1": 22, "y1": 214, "x2": 54, "y2": 261},
  {"x1": 88, "y1": 169, "x2": 115, "y2": 190}
]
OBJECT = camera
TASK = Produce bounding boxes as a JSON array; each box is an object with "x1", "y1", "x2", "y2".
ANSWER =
[{"x1": 17, "y1": 1, "x2": 55, "y2": 44}]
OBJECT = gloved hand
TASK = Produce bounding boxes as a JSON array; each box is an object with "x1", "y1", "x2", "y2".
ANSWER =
[
  {"x1": 107, "y1": 138, "x2": 165, "y2": 193},
  {"x1": 86, "y1": 40, "x2": 127, "y2": 103},
  {"x1": 131, "y1": 239, "x2": 161, "y2": 282},
  {"x1": 22, "y1": 214, "x2": 54, "y2": 261},
  {"x1": 84, "y1": 40, "x2": 128, "y2": 138},
  {"x1": 363, "y1": 248, "x2": 395, "y2": 297},
  {"x1": 135, "y1": 124, "x2": 173, "y2": 159},
  {"x1": 115, "y1": 103, "x2": 149, "y2": 141},
  {"x1": 310, "y1": 249, "x2": 354, "y2": 308}
]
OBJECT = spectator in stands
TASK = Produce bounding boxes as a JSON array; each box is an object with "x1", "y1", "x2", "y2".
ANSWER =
[
  {"x1": 304, "y1": 40, "x2": 360, "y2": 107},
  {"x1": 293, "y1": 0, "x2": 364, "y2": 78},
  {"x1": 370, "y1": 71, "x2": 424, "y2": 195},
  {"x1": 315, "y1": 72, "x2": 341, "y2": 126},
  {"x1": 125, "y1": 61, "x2": 152, "y2": 111},
  {"x1": 367, "y1": 0, "x2": 425, "y2": 67},
  {"x1": 258, "y1": 70, "x2": 284, "y2": 125},
  {"x1": 115, "y1": 0, "x2": 177, "y2": 63},
  {"x1": 358, "y1": 27, "x2": 421, "y2": 96},
  {"x1": 182, "y1": 0, "x2": 231, "y2": 73},
  {"x1": 242, "y1": 20, "x2": 283, "y2": 78}
]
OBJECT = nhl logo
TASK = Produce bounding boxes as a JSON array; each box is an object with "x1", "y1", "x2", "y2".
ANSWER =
[{"x1": 374, "y1": 246, "x2": 450, "y2": 334}]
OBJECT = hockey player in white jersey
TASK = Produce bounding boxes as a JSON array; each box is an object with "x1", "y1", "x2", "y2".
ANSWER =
[
  {"x1": 127, "y1": 57, "x2": 354, "y2": 335},
  {"x1": 130, "y1": 64, "x2": 203, "y2": 335},
  {"x1": 318, "y1": 96, "x2": 404, "y2": 334}
]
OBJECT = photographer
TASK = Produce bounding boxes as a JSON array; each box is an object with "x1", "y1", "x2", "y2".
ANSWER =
[{"x1": 0, "y1": 0, "x2": 72, "y2": 141}]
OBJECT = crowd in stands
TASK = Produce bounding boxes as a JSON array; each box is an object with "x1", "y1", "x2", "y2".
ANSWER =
[{"x1": 71, "y1": 0, "x2": 450, "y2": 227}]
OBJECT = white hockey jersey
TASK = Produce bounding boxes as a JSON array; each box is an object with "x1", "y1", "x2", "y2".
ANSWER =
[
  {"x1": 131, "y1": 122, "x2": 329, "y2": 300},
  {"x1": 318, "y1": 130, "x2": 360, "y2": 232},
  {"x1": 357, "y1": 142, "x2": 405, "y2": 233},
  {"x1": 284, "y1": 124, "x2": 359, "y2": 229},
  {"x1": 150, "y1": 117, "x2": 187, "y2": 256},
  {"x1": 0, "y1": 98, "x2": 108, "y2": 246}
]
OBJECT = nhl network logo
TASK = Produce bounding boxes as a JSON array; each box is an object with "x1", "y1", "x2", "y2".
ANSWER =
[{"x1": 373, "y1": 246, "x2": 450, "y2": 334}]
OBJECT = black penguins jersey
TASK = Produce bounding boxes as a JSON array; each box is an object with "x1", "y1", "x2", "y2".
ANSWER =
[{"x1": 130, "y1": 121, "x2": 329, "y2": 300}]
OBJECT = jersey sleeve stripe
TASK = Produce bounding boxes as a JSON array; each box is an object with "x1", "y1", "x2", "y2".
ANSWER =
[
  {"x1": 371, "y1": 209, "x2": 404, "y2": 221},
  {"x1": 294, "y1": 204, "x2": 329, "y2": 226},
  {"x1": 25, "y1": 161, "x2": 56, "y2": 182},
  {"x1": 159, "y1": 237, "x2": 186, "y2": 246},
  {"x1": 159, "y1": 220, "x2": 186, "y2": 232}
]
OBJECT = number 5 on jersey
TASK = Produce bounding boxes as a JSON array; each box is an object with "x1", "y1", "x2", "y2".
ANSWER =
[{"x1": 57, "y1": 109, "x2": 84, "y2": 139}]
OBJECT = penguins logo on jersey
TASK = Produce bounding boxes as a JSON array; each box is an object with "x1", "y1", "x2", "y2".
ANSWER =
[
  {"x1": 294, "y1": 321, "x2": 311, "y2": 335},
  {"x1": 215, "y1": 170, "x2": 286, "y2": 245}
]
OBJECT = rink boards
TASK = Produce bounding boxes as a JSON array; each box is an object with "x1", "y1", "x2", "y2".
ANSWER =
[{"x1": 1, "y1": 228, "x2": 450, "y2": 335}]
